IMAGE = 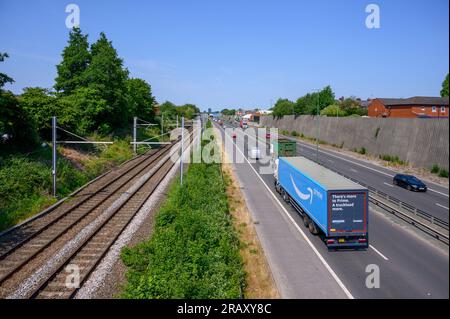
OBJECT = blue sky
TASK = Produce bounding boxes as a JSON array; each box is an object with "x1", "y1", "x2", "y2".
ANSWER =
[{"x1": 0, "y1": 0, "x2": 448, "y2": 110}]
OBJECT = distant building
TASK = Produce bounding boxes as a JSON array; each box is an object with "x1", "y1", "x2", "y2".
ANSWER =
[
  {"x1": 358, "y1": 99, "x2": 372, "y2": 109},
  {"x1": 368, "y1": 97, "x2": 449, "y2": 118}
]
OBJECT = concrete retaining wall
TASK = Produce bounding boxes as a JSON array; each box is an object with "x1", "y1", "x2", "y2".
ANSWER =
[{"x1": 259, "y1": 115, "x2": 449, "y2": 170}]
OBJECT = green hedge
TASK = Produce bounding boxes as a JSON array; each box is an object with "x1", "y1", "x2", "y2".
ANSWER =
[{"x1": 121, "y1": 161, "x2": 244, "y2": 299}]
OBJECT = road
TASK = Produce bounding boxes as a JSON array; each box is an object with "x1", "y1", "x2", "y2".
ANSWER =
[
  {"x1": 215, "y1": 121, "x2": 449, "y2": 298},
  {"x1": 230, "y1": 121, "x2": 449, "y2": 222}
]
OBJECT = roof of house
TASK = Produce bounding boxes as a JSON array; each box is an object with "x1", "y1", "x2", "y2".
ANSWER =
[
  {"x1": 359, "y1": 100, "x2": 372, "y2": 108},
  {"x1": 376, "y1": 96, "x2": 449, "y2": 107}
]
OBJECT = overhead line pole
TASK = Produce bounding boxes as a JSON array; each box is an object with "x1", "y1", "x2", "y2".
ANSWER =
[
  {"x1": 133, "y1": 116, "x2": 137, "y2": 154},
  {"x1": 180, "y1": 116, "x2": 184, "y2": 186},
  {"x1": 52, "y1": 116, "x2": 57, "y2": 198}
]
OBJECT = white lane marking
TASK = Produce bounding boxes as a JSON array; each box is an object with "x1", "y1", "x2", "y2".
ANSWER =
[
  {"x1": 383, "y1": 182, "x2": 394, "y2": 188},
  {"x1": 220, "y1": 126, "x2": 354, "y2": 299},
  {"x1": 350, "y1": 168, "x2": 358, "y2": 173},
  {"x1": 369, "y1": 245, "x2": 389, "y2": 261},
  {"x1": 277, "y1": 134, "x2": 449, "y2": 198},
  {"x1": 428, "y1": 188, "x2": 450, "y2": 197},
  {"x1": 328, "y1": 159, "x2": 334, "y2": 163},
  {"x1": 436, "y1": 203, "x2": 449, "y2": 210}
]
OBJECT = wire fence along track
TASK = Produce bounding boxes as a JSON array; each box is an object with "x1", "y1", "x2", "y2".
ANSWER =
[
  {"x1": 0, "y1": 134, "x2": 191, "y2": 297},
  {"x1": 229, "y1": 121, "x2": 449, "y2": 245}
]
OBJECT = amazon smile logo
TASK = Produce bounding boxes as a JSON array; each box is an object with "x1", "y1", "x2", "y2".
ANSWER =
[{"x1": 290, "y1": 174, "x2": 313, "y2": 204}]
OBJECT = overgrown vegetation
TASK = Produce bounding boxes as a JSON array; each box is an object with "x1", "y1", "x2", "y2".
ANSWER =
[
  {"x1": 379, "y1": 154, "x2": 407, "y2": 165},
  {"x1": 357, "y1": 147, "x2": 367, "y2": 155},
  {"x1": 431, "y1": 164, "x2": 449, "y2": 178},
  {"x1": 120, "y1": 153, "x2": 245, "y2": 298},
  {"x1": 0, "y1": 141, "x2": 133, "y2": 231}
]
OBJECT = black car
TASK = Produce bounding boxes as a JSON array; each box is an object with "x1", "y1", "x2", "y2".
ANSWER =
[{"x1": 393, "y1": 174, "x2": 427, "y2": 192}]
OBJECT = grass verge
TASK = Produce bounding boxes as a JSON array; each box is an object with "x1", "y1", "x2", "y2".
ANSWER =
[
  {"x1": 120, "y1": 159, "x2": 245, "y2": 298},
  {"x1": 222, "y1": 162, "x2": 279, "y2": 298}
]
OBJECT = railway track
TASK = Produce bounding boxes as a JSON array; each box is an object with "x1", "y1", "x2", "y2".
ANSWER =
[{"x1": 0, "y1": 131, "x2": 192, "y2": 299}]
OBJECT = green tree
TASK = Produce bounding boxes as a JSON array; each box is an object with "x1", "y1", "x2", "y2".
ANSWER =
[
  {"x1": 294, "y1": 86, "x2": 336, "y2": 115},
  {"x1": 272, "y1": 98, "x2": 295, "y2": 117},
  {"x1": 221, "y1": 108, "x2": 235, "y2": 116},
  {"x1": 441, "y1": 73, "x2": 449, "y2": 97},
  {"x1": 295, "y1": 94, "x2": 313, "y2": 115},
  {"x1": 126, "y1": 78, "x2": 155, "y2": 122},
  {"x1": 320, "y1": 104, "x2": 346, "y2": 117},
  {"x1": 0, "y1": 53, "x2": 39, "y2": 152},
  {"x1": 339, "y1": 97, "x2": 360, "y2": 111},
  {"x1": 177, "y1": 103, "x2": 199, "y2": 119},
  {"x1": 0, "y1": 91, "x2": 39, "y2": 152},
  {"x1": 58, "y1": 87, "x2": 108, "y2": 135},
  {"x1": 318, "y1": 86, "x2": 335, "y2": 111},
  {"x1": 0, "y1": 53, "x2": 14, "y2": 88},
  {"x1": 85, "y1": 32, "x2": 130, "y2": 127},
  {"x1": 159, "y1": 101, "x2": 178, "y2": 119},
  {"x1": 19, "y1": 87, "x2": 58, "y2": 136},
  {"x1": 54, "y1": 27, "x2": 91, "y2": 95}
]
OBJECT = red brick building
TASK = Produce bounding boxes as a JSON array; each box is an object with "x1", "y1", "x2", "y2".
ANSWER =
[{"x1": 368, "y1": 96, "x2": 449, "y2": 118}]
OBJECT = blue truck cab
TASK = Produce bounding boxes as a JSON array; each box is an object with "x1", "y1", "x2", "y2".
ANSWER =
[{"x1": 274, "y1": 156, "x2": 369, "y2": 249}]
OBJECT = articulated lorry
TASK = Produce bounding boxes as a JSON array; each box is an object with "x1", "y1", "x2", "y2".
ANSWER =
[{"x1": 274, "y1": 156, "x2": 369, "y2": 249}]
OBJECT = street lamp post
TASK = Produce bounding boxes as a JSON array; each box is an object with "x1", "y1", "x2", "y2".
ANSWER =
[{"x1": 315, "y1": 91, "x2": 320, "y2": 163}]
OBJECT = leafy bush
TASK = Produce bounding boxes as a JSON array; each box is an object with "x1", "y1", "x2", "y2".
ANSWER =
[
  {"x1": 291, "y1": 130, "x2": 299, "y2": 137},
  {"x1": 320, "y1": 104, "x2": 346, "y2": 117},
  {"x1": 439, "y1": 169, "x2": 449, "y2": 178},
  {"x1": 121, "y1": 160, "x2": 244, "y2": 299},
  {"x1": 379, "y1": 154, "x2": 406, "y2": 165},
  {"x1": 358, "y1": 147, "x2": 366, "y2": 155},
  {"x1": 0, "y1": 154, "x2": 87, "y2": 230},
  {"x1": 431, "y1": 164, "x2": 440, "y2": 174}
]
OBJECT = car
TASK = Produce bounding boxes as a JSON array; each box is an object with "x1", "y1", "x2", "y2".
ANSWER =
[
  {"x1": 249, "y1": 147, "x2": 261, "y2": 159},
  {"x1": 393, "y1": 174, "x2": 427, "y2": 192},
  {"x1": 232, "y1": 132, "x2": 237, "y2": 139},
  {"x1": 265, "y1": 132, "x2": 271, "y2": 139}
]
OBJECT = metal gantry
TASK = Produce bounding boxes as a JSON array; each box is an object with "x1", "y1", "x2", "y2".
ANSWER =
[
  {"x1": 131, "y1": 116, "x2": 174, "y2": 154},
  {"x1": 131, "y1": 117, "x2": 161, "y2": 154}
]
